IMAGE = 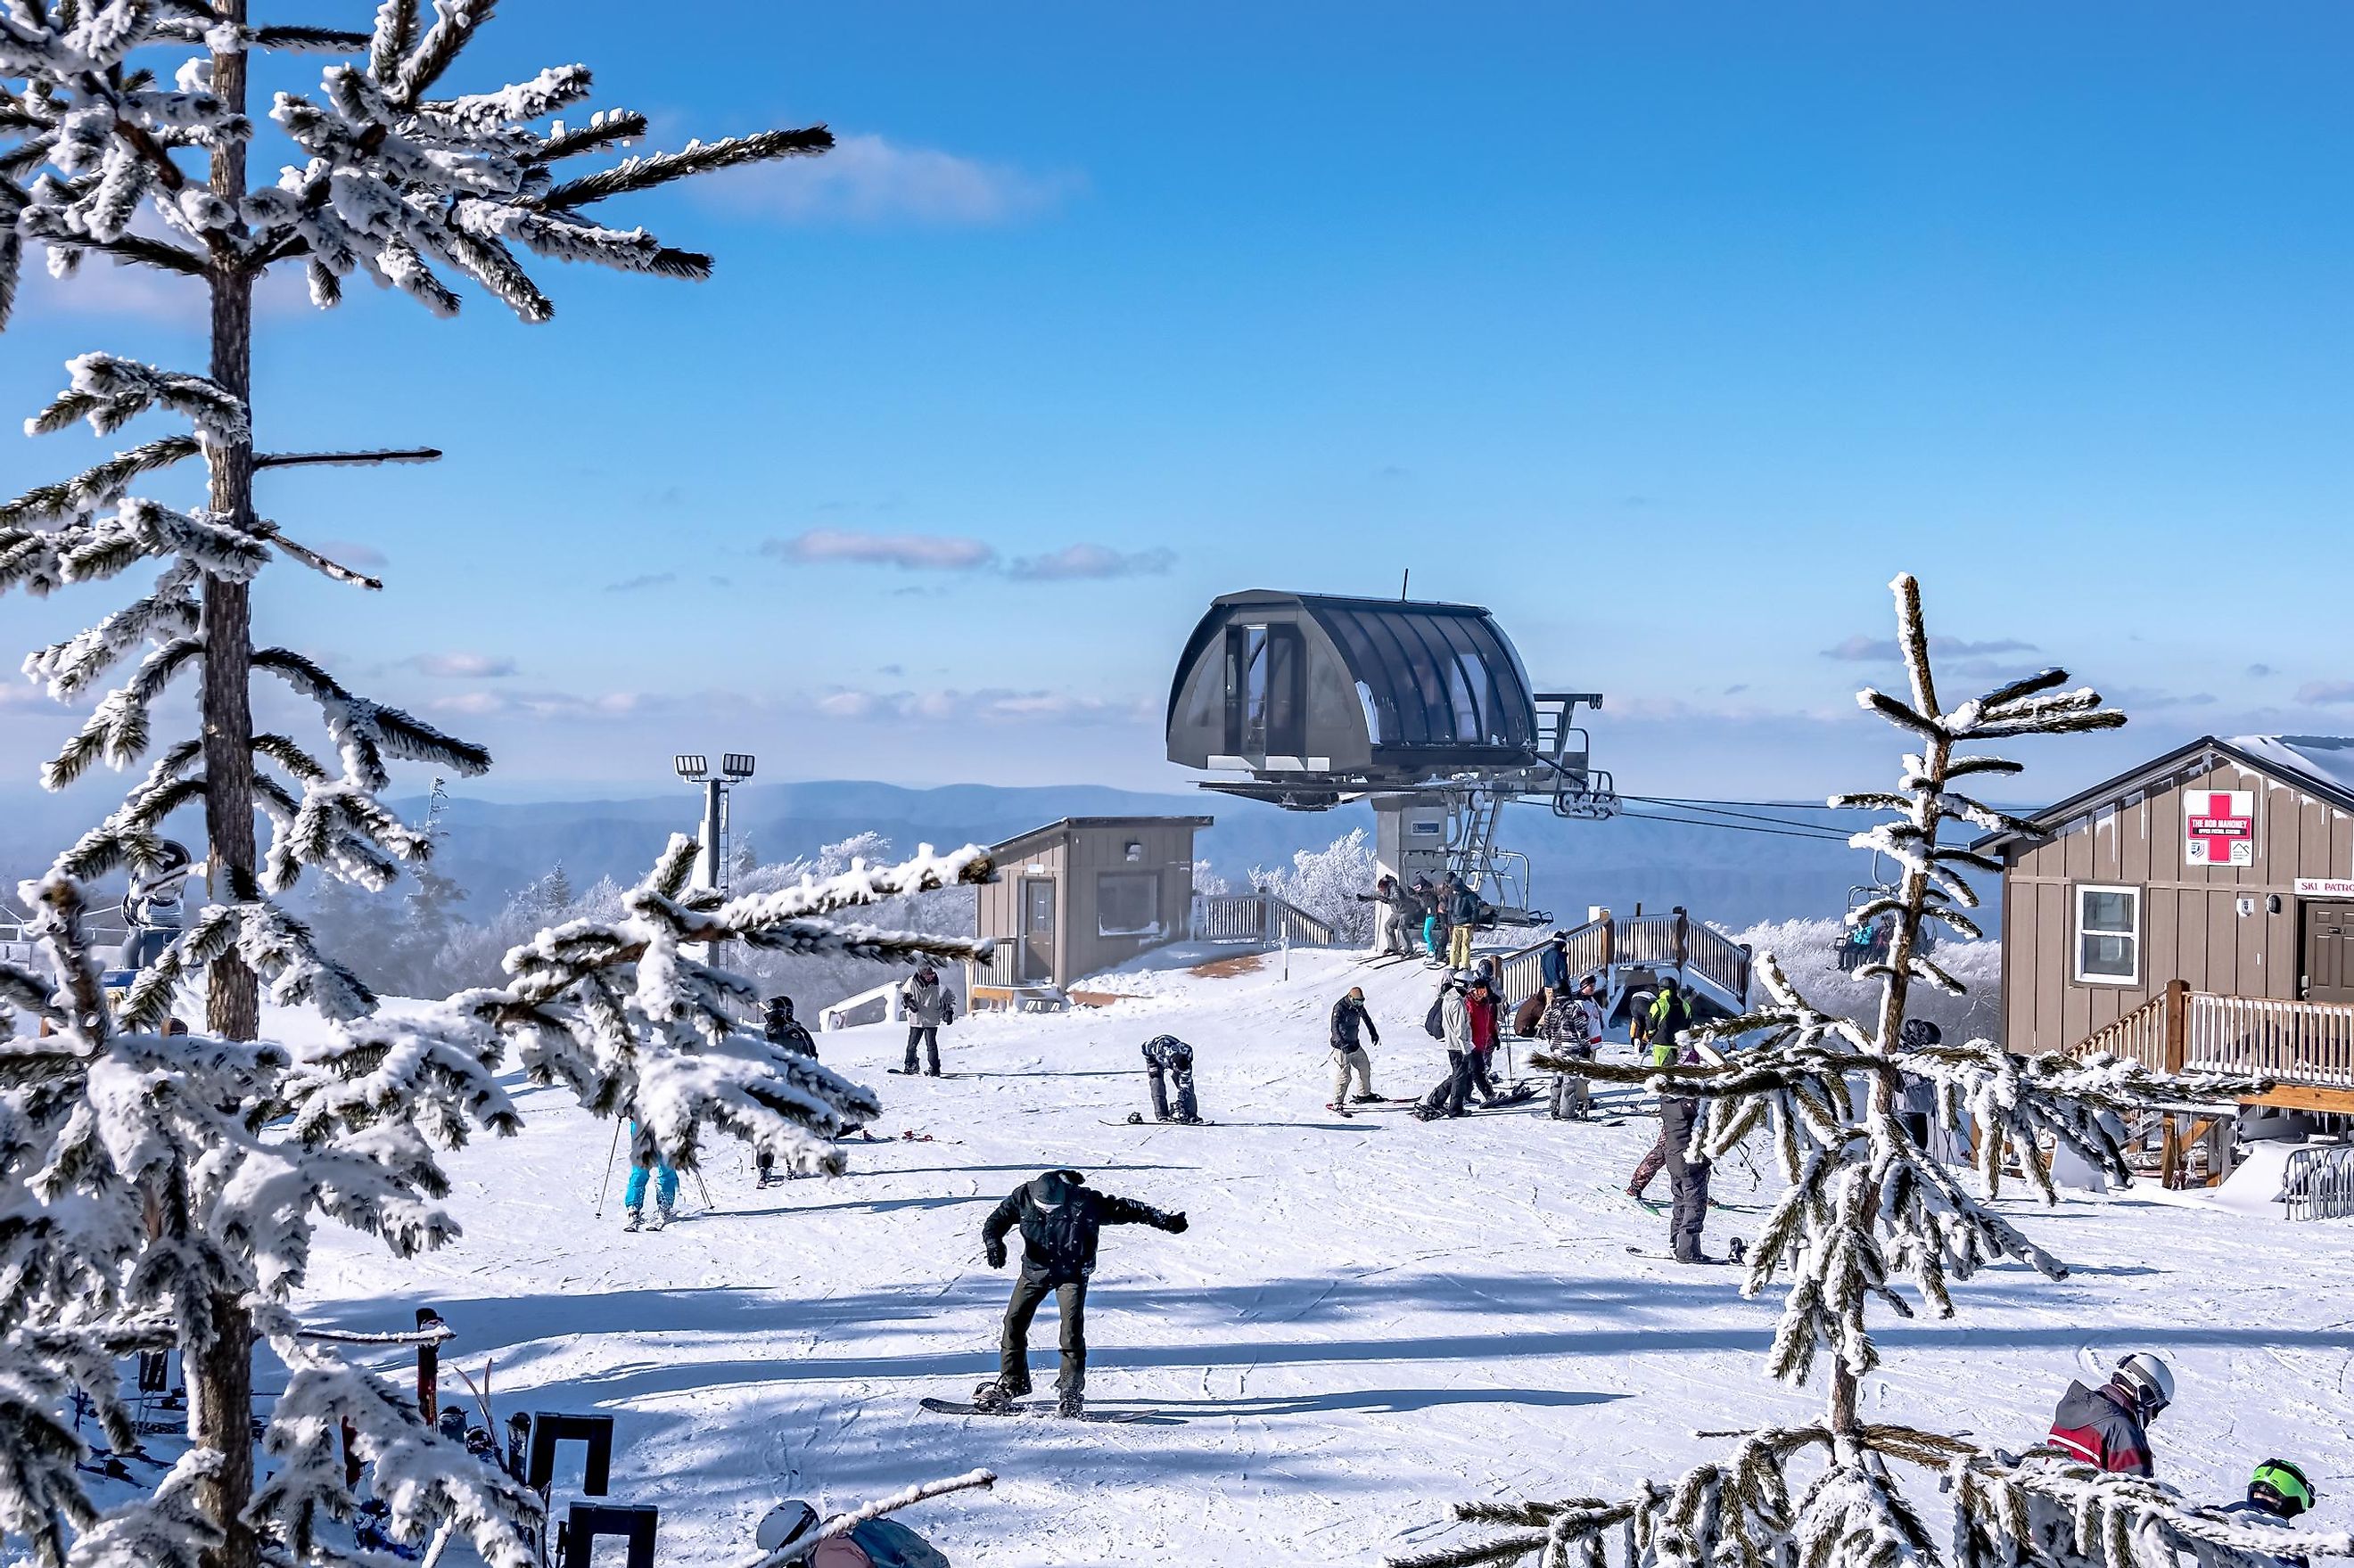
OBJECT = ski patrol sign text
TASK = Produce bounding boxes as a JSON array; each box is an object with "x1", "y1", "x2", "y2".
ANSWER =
[{"x1": 2184, "y1": 791, "x2": 2256, "y2": 867}]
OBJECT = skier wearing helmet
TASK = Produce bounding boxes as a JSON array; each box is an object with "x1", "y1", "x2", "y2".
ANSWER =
[
  {"x1": 2047, "y1": 1353, "x2": 2174, "y2": 1475},
  {"x1": 2185, "y1": 1460, "x2": 2320, "y2": 1568},
  {"x1": 973, "y1": 1170, "x2": 1188, "y2": 1417}
]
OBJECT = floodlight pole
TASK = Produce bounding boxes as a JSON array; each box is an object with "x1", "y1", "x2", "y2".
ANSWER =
[{"x1": 673, "y1": 751, "x2": 754, "y2": 978}]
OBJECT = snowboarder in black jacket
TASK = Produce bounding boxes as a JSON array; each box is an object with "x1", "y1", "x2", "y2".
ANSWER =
[
  {"x1": 756, "y1": 997, "x2": 819, "y2": 1189},
  {"x1": 975, "y1": 1170, "x2": 1187, "y2": 1417}
]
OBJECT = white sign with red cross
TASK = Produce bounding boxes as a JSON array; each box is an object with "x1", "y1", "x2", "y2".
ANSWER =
[{"x1": 2184, "y1": 790, "x2": 2256, "y2": 867}]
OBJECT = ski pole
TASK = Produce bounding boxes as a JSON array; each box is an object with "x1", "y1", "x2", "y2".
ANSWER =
[
  {"x1": 692, "y1": 1166, "x2": 715, "y2": 1211},
  {"x1": 592, "y1": 1118, "x2": 621, "y2": 1218}
]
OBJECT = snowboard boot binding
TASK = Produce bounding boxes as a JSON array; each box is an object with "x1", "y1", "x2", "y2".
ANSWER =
[
  {"x1": 622, "y1": 1210, "x2": 643, "y2": 1233},
  {"x1": 1057, "y1": 1380, "x2": 1085, "y2": 1419},
  {"x1": 971, "y1": 1380, "x2": 1018, "y2": 1415}
]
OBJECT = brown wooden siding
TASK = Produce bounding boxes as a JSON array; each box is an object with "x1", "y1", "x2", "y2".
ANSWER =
[
  {"x1": 975, "y1": 820, "x2": 1206, "y2": 989},
  {"x1": 2000, "y1": 753, "x2": 2354, "y2": 1055}
]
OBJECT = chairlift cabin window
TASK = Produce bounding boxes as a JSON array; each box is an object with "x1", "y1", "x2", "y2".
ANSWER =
[
  {"x1": 1226, "y1": 623, "x2": 1305, "y2": 758},
  {"x1": 2073, "y1": 884, "x2": 2140, "y2": 986},
  {"x1": 1098, "y1": 872, "x2": 1162, "y2": 937}
]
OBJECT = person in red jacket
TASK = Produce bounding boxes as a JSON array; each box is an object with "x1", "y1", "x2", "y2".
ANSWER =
[
  {"x1": 2047, "y1": 1353, "x2": 2173, "y2": 1476},
  {"x1": 1446, "y1": 971, "x2": 1503, "y2": 1114}
]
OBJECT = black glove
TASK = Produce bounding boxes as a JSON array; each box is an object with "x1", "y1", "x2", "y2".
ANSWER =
[
  {"x1": 1163, "y1": 1211, "x2": 1189, "y2": 1235},
  {"x1": 984, "y1": 1239, "x2": 1008, "y2": 1268}
]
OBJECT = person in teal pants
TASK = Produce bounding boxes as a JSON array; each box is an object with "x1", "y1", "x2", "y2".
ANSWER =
[{"x1": 622, "y1": 1118, "x2": 678, "y2": 1232}]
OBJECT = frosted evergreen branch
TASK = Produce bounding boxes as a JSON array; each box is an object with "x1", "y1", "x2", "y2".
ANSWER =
[
  {"x1": 252, "y1": 647, "x2": 493, "y2": 788},
  {"x1": 253, "y1": 447, "x2": 440, "y2": 470},
  {"x1": 253, "y1": 25, "x2": 375, "y2": 53},
  {"x1": 269, "y1": 532, "x2": 383, "y2": 590},
  {"x1": 531, "y1": 126, "x2": 833, "y2": 211},
  {"x1": 526, "y1": 109, "x2": 647, "y2": 165},
  {"x1": 742, "y1": 1469, "x2": 999, "y2": 1567},
  {"x1": 0, "y1": 434, "x2": 201, "y2": 528}
]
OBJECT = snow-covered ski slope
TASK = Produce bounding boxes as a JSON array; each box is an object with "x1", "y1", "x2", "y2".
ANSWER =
[{"x1": 298, "y1": 948, "x2": 2354, "y2": 1566}]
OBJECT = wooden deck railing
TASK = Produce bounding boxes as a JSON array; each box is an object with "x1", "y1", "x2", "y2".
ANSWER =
[
  {"x1": 2066, "y1": 979, "x2": 2354, "y2": 1096},
  {"x1": 1188, "y1": 891, "x2": 1339, "y2": 949},
  {"x1": 1493, "y1": 910, "x2": 1753, "y2": 1014}
]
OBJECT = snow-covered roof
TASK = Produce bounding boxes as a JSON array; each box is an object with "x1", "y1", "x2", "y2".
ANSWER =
[
  {"x1": 991, "y1": 816, "x2": 1216, "y2": 856},
  {"x1": 2221, "y1": 735, "x2": 2354, "y2": 804},
  {"x1": 1975, "y1": 733, "x2": 2354, "y2": 851}
]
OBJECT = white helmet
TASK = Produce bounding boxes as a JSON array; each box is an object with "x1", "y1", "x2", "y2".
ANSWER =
[{"x1": 2114, "y1": 1352, "x2": 2175, "y2": 1419}]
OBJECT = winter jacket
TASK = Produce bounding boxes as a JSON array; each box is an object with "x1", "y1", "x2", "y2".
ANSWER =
[
  {"x1": 1658, "y1": 1093, "x2": 1707, "y2": 1165},
  {"x1": 2047, "y1": 1380, "x2": 2154, "y2": 1477},
  {"x1": 1540, "y1": 942, "x2": 1571, "y2": 992},
  {"x1": 1441, "y1": 986, "x2": 1472, "y2": 1053},
  {"x1": 1330, "y1": 995, "x2": 1380, "y2": 1050},
  {"x1": 763, "y1": 1014, "x2": 819, "y2": 1058},
  {"x1": 901, "y1": 975, "x2": 956, "y2": 1028},
  {"x1": 1140, "y1": 1034, "x2": 1193, "y2": 1069},
  {"x1": 1387, "y1": 882, "x2": 1422, "y2": 920},
  {"x1": 2191, "y1": 1503, "x2": 2307, "y2": 1568},
  {"x1": 802, "y1": 1520, "x2": 951, "y2": 1568},
  {"x1": 1445, "y1": 883, "x2": 1483, "y2": 926},
  {"x1": 1466, "y1": 987, "x2": 1500, "y2": 1053},
  {"x1": 983, "y1": 1170, "x2": 1181, "y2": 1285},
  {"x1": 1648, "y1": 990, "x2": 1691, "y2": 1066}
]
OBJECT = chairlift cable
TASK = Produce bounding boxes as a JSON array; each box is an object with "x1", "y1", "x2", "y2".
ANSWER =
[
  {"x1": 1616, "y1": 809, "x2": 1856, "y2": 844},
  {"x1": 1621, "y1": 795, "x2": 1857, "y2": 835}
]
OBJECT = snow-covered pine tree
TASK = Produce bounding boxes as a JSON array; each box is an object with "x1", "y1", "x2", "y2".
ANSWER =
[
  {"x1": 1, "y1": 8, "x2": 996, "y2": 1565},
  {"x1": 1408, "y1": 576, "x2": 2340, "y2": 1568}
]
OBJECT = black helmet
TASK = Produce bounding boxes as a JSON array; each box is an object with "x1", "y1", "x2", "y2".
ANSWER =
[
  {"x1": 764, "y1": 994, "x2": 794, "y2": 1015},
  {"x1": 1029, "y1": 1169, "x2": 1084, "y2": 1208}
]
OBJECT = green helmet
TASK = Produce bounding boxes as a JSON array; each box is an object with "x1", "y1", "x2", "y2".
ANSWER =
[{"x1": 2250, "y1": 1458, "x2": 2316, "y2": 1519}]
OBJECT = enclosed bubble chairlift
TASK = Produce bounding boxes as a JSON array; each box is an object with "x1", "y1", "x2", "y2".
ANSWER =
[{"x1": 1165, "y1": 589, "x2": 1619, "y2": 924}]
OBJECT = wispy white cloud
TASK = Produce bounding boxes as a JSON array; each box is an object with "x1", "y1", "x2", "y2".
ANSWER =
[
  {"x1": 809, "y1": 685, "x2": 1153, "y2": 727},
  {"x1": 605, "y1": 571, "x2": 678, "y2": 593},
  {"x1": 2298, "y1": 679, "x2": 2354, "y2": 705},
  {"x1": 409, "y1": 652, "x2": 517, "y2": 678},
  {"x1": 707, "y1": 133, "x2": 1082, "y2": 226},
  {"x1": 765, "y1": 530, "x2": 997, "y2": 571},
  {"x1": 426, "y1": 688, "x2": 668, "y2": 719},
  {"x1": 1005, "y1": 544, "x2": 1177, "y2": 581},
  {"x1": 1822, "y1": 634, "x2": 2039, "y2": 661},
  {"x1": 315, "y1": 538, "x2": 389, "y2": 570}
]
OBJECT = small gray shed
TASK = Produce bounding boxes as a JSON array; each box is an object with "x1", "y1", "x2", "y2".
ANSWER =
[{"x1": 972, "y1": 816, "x2": 1214, "y2": 995}]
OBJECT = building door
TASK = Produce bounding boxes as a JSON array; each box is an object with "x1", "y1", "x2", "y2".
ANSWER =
[
  {"x1": 2306, "y1": 903, "x2": 2354, "y2": 1004},
  {"x1": 1021, "y1": 879, "x2": 1057, "y2": 984}
]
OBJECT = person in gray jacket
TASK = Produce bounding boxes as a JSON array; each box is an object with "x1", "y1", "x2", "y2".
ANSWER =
[{"x1": 900, "y1": 964, "x2": 957, "y2": 1076}]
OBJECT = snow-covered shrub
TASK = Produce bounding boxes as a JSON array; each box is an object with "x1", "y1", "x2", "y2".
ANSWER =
[
  {"x1": 1252, "y1": 828, "x2": 1379, "y2": 944},
  {"x1": 1191, "y1": 858, "x2": 1231, "y2": 898},
  {"x1": 1724, "y1": 917, "x2": 2000, "y2": 1046}
]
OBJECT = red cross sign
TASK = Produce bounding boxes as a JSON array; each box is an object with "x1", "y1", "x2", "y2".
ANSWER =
[{"x1": 2185, "y1": 790, "x2": 2255, "y2": 867}]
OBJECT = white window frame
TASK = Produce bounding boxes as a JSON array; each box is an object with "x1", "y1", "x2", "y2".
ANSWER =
[{"x1": 2073, "y1": 883, "x2": 2142, "y2": 987}]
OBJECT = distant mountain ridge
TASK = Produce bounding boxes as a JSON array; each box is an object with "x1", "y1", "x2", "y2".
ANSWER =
[{"x1": 0, "y1": 778, "x2": 1968, "y2": 932}]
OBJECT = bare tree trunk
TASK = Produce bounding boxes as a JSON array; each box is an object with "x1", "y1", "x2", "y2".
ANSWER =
[
  {"x1": 202, "y1": 0, "x2": 258, "y2": 1045},
  {"x1": 195, "y1": 9, "x2": 260, "y2": 1565}
]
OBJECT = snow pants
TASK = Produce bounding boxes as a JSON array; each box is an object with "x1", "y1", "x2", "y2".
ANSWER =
[
  {"x1": 1000, "y1": 1274, "x2": 1087, "y2": 1398},
  {"x1": 1423, "y1": 915, "x2": 1440, "y2": 956},
  {"x1": 1370, "y1": 907, "x2": 1406, "y2": 957},
  {"x1": 1146, "y1": 1050, "x2": 1198, "y2": 1122},
  {"x1": 623, "y1": 1161, "x2": 678, "y2": 1215},
  {"x1": 1662, "y1": 1096, "x2": 1711, "y2": 1260},
  {"x1": 1448, "y1": 924, "x2": 1475, "y2": 970},
  {"x1": 904, "y1": 1025, "x2": 942, "y2": 1075},
  {"x1": 1628, "y1": 1134, "x2": 1667, "y2": 1197},
  {"x1": 1445, "y1": 1048, "x2": 1496, "y2": 1116},
  {"x1": 1331, "y1": 1046, "x2": 1376, "y2": 1104},
  {"x1": 1548, "y1": 1073, "x2": 1591, "y2": 1121}
]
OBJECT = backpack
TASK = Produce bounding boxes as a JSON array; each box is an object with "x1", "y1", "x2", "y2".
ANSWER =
[{"x1": 1423, "y1": 994, "x2": 1446, "y2": 1039}]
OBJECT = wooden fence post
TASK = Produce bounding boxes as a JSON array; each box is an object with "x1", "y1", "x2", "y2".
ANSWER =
[
  {"x1": 2163, "y1": 979, "x2": 2189, "y2": 1073},
  {"x1": 416, "y1": 1306, "x2": 443, "y2": 1424}
]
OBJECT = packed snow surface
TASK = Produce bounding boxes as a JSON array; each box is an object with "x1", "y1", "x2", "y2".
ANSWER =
[{"x1": 293, "y1": 948, "x2": 2354, "y2": 1566}]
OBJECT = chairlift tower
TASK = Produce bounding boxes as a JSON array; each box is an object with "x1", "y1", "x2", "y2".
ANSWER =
[
  {"x1": 673, "y1": 752, "x2": 755, "y2": 965},
  {"x1": 1165, "y1": 590, "x2": 1618, "y2": 926}
]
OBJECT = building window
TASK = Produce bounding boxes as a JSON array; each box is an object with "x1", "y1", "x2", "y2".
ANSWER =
[
  {"x1": 1098, "y1": 872, "x2": 1162, "y2": 938},
  {"x1": 2074, "y1": 884, "x2": 2140, "y2": 986}
]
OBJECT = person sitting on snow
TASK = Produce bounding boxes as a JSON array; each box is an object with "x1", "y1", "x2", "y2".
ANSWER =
[
  {"x1": 974, "y1": 1170, "x2": 1188, "y2": 1418},
  {"x1": 754, "y1": 996, "x2": 822, "y2": 1188},
  {"x1": 2186, "y1": 1459, "x2": 2320, "y2": 1568},
  {"x1": 756, "y1": 1498, "x2": 951, "y2": 1567},
  {"x1": 2047, "y1": 1353, "x2": 2173, "y2": 1476}
]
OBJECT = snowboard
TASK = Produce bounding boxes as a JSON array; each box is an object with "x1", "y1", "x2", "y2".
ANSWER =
[
  {"x1": 1624, "y1": 1241, "x2": 1748, "y2": 1266},
  {"x1": 919, "y1": 1396, "x2": 1151, "y2": 1424},
  {"x1": 1100, "y1": 1118, "x2": 1218, "y2": 1128}
]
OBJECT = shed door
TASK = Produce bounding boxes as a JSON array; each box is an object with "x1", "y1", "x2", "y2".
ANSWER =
[
  {"x1": 2306, "y1": 903, "x2": 2354, "y2": 1004},
  {"x1": 1021, "y1": 879, "x2": 1057, "y2": 983}
]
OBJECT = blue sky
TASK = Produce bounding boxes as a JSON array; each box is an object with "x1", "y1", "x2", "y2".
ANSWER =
[{"x1": 5, "y1": 1, "x2": 2350, "y2": 803}]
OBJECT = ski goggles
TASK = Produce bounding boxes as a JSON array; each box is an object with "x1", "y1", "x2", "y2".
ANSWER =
[{"x1": 2252, "y1": 1461, "x2": 2316, "y2": 1517}]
